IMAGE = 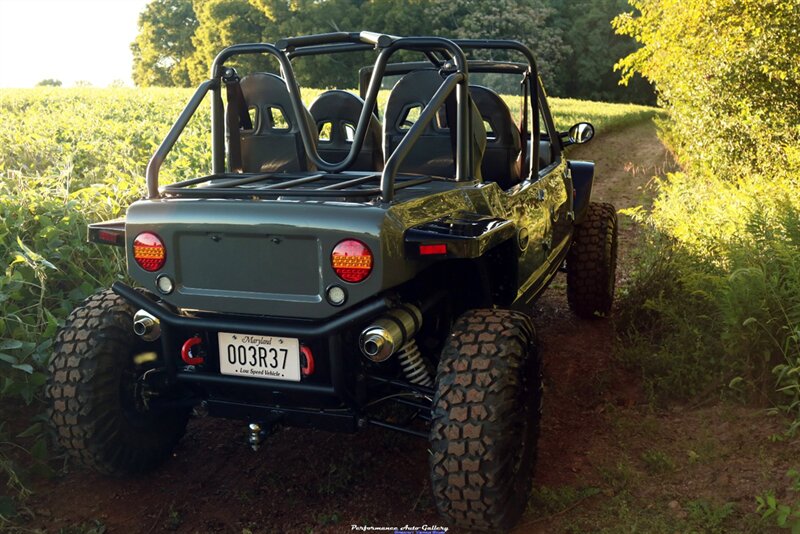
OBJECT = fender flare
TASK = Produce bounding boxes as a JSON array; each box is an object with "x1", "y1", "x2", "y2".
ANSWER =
[{"x1": 569, "y1": 160, "x2": 595, "y2": 225}]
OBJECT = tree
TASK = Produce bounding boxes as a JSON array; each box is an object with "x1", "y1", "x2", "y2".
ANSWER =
[
  {"x1": 613, "y1": 0, "x2": 799, "y2": 174},
  {"x1": 428, "y1": 0, "x2": 568, "y2": 89},
  {"x1": 186, "y1": 0, "x2": 276, "y2": 84},
  {"x1": 35, "y1": 79, "x2": 62, "y2": 87},
  {"x1": 131, "y1": 0, "x2": 198, "y2": 87},
  {"x1": 547, "y1": 0, "x2": 654, "y2": 104},
  {"x1": 366, "y1": 0, "x2": 434, "y2": 36},
  {"x1": 247, "y1": 0, "x2": 375, "y2": 88}
]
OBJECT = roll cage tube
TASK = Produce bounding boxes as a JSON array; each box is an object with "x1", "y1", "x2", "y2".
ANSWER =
[
  {"x1": 146, "y1": 79, "x2": 215, "y2": 199},
  {"x1": 349, "y1": 39, "x2": 543, "y2": 182},
  {"x1": 453, "y1": 40, "x2": 540, "y2": 179}
]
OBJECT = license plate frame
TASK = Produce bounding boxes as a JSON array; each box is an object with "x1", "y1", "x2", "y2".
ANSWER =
[{"x1": 217, "y1": 332, "x2": 301, "y2": 382}]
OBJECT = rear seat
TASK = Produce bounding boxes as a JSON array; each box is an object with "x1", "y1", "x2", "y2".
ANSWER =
[
  {"x1": 233, "y1": 72, "x2": 318, "y2": 173},
  {"x1": 309, "y1": 90, "x2": 383, "y2": 171}
]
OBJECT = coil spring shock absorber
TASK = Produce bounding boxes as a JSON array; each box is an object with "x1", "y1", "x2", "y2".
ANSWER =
[{"x1": 396, "y1": 339, "x2": 433, "y2": 387}]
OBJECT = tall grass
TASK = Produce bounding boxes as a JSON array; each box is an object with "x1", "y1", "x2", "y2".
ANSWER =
[{"x1": 616, "y1": 122, "x2": 800, "y2": 409}]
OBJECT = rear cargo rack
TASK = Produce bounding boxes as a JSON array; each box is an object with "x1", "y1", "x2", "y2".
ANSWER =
[{"x1": 162, "y1": 171, "x2": 433, "y2": 199}]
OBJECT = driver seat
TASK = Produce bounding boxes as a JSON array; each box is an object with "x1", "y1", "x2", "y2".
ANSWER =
[{"x1": 469, "y1": 85, "x2": 522, "y2": 189}]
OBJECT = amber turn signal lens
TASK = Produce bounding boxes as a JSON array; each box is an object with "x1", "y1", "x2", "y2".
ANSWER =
[
  {"x1": 133, "y1": 232, "x2": 166, "y2": 272},
  {"x1": 331, "y1": 239, "x2": 373, "y2": 283}
]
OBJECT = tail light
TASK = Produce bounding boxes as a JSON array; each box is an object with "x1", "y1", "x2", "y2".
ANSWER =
[
  {"x1": 331, "y1": 239, "x2": 373, "y2": 283},
  {"x1": 133, "y1": 232, "x2": 166, "y2": 272}
]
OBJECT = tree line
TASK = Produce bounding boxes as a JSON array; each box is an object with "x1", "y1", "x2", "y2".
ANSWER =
[{"x1": 131, "y1": 0, "x2": 655, "y2": 104}]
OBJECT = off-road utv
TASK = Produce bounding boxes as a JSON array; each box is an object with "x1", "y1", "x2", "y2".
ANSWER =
[{"x1": 47, "y1": 32, "x2": 617, "y2": 532}]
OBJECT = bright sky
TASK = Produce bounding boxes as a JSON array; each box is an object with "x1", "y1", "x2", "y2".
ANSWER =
[{"x1": 0, "y1": 0, "x2": 150, "y2": 88}]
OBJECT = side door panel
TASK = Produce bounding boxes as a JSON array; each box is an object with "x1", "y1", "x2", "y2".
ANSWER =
[
  {"x1": 509, "y1": 79, "x2": 572, "y2": 305},
  {"x1": 538, "y1": 88, "x2": 573, "y2": 259}
]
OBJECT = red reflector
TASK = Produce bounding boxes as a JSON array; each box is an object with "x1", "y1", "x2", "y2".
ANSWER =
[
  {"x1": 133, "y1": 232, "x2": 166, "y2": 272},
  {"x1": 331, "y1": 239, "x2": 373, "y2": 283},
  {"x1": 300, "y1": 345, "x2": 315, "y2": 376},
  {"x1": 97, "y1": 230, "x2": 121, "y2": 244},
  {"x1": 420, "y1": 244, "x2": 447, "y2": 256}
]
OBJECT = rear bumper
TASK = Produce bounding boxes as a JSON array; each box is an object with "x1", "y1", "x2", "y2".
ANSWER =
[
  {"x1": 113, "y1": 281, "x2": 388, "y2": 407},
  {"x1": 114, "y1": 281, "x2": 388, "y2": 339}
]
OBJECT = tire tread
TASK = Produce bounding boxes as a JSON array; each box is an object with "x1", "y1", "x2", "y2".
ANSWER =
[{"x1": 567, "y1": 201, "x2": 618, "y2": 318}]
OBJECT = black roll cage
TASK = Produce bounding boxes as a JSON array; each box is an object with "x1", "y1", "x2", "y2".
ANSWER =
[{"x1": 145, "y1": 31, "x2": 541, "y2": 203}]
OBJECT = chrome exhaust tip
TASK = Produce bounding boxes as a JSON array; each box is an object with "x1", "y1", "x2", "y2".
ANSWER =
[
  {"x1": 359, "y1": 330, "x2": 393, "y2": 362},
  {"x1": 359, "y1": 304, "x2": 422, "y2": 362},
  {"x1": 133, "y1": 310, "x2": 161, "y2": 341}
]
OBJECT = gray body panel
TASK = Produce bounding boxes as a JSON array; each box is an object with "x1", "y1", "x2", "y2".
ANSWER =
[{"x1": 126, "y1": 161, "x2": 572, "y2": 319}]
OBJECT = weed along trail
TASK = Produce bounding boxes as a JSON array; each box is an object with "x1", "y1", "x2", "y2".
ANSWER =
[{"x1": 30, "y1": 117, "x2": 779, "y2": 534}]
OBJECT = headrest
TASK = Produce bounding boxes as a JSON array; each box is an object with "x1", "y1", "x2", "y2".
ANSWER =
[{"x1": 385, "y1": 69, "x2": 449, "y2": 136}]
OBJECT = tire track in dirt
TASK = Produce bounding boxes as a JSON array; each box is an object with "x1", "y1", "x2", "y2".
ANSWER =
[{"x1": 26, "y1": 119, "x2": 675, "y2": 534}]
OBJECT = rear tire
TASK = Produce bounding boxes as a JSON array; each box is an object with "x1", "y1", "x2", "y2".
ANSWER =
[
  {"x1": 46, "y1": 289, "x2": 189, "y2": 475},
  {"x1": 567, "y1": 201, "x2": 618, "y2": 318},
  {"x1": 429, "y1": 309, "x2": 542, "y2": 532}
]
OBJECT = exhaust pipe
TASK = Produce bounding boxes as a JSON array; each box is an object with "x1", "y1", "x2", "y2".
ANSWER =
[
  {"x1": 359, "y1": 304, "x2": 422, "y2": 362},
  {"x1": 133, "y1": 310, "x2": 161, "y2": 341}
]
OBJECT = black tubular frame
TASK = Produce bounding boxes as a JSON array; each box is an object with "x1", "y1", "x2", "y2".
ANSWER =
[{"x1": 144, "y1": 32, "x2": 541, "y2": 203}]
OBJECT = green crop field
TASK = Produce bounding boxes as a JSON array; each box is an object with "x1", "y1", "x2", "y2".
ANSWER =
[{"x1": 0, "y1": 87, "x2": 657, "y2": 411}]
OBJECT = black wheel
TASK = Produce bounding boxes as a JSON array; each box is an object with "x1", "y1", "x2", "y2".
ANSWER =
[
  {"x1": 429, "y1": 309, "x2": 542, "y2": 532},
  {"x1": 46, "y1": 289, "x2": 189, "y2": 475},
  {"x1": 566, "y1": 201, "x2": 618, "y2": 318}
]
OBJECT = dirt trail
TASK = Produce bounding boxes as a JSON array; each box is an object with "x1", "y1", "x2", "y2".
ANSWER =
[
  {"x1": 26, "y1": 119, "x2": 679, "y2": 534},
  {"x1": 513, "y1": 119, "x2": 675, "y2": 532}
]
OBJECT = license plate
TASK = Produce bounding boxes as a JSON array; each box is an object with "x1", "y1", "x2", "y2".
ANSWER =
[{"x1": 218, "y1": 332, "x2": 301, "y2": 382}]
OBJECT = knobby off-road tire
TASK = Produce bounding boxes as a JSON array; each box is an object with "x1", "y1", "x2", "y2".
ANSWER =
[
  {"x1": 46, "y1": 289, "x2": 189, "y2": 475},
  {"x1": 430, "y1": 309, "x2": 542, "y2": 532},
  {"x1": 566, "y1": 201, "x2": 618, "y2": 318}
]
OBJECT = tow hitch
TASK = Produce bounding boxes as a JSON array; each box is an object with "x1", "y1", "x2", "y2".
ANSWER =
[{"x1": 248, "y1": 422, "x2": 270, "y2": 451}]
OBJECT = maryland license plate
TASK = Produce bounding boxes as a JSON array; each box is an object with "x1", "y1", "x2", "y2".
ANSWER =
[{"x1": 218, "y1": 332, "x2": 301, "y2": 382}]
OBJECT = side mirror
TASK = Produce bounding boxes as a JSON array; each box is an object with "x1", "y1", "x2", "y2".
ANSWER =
[{"x1": 561, "y1": 122, "x2": 595, "y2": 146}]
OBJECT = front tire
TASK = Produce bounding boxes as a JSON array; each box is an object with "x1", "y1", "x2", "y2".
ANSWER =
[
  {"x1": 567, "y1": 201, "x2": 618, "y2": 318},
  {"x1": 429, "y1": 309, "x2": 542, "y2": 532},
  {"x1": 47, "y1": 289, "x2": 189, "y2": 475}
]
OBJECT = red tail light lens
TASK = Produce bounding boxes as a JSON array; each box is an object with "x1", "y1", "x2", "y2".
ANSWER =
[
  {"x1": 331, "y1": 239, "x2": 373, "y2": 283},
  {"x1": 133, "y1": 232, "x2": 166, "y2": 272}
]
